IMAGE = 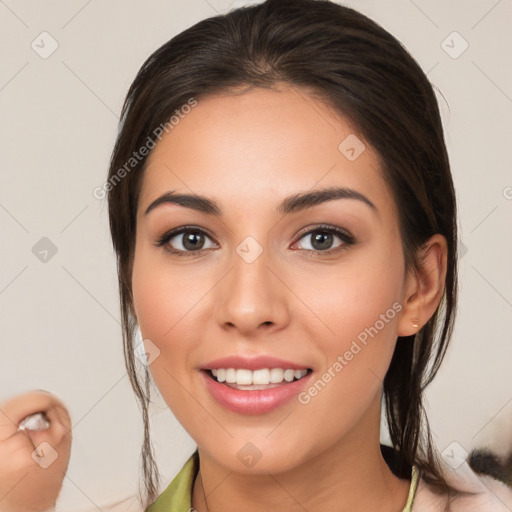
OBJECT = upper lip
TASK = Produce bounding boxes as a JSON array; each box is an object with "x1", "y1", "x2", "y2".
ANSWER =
[{"x1": 202, "y1": 355, "x2": 310, "y2": 371}]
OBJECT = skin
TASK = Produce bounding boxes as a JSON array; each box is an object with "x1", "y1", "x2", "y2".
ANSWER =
[
  {"x1": 0, "y1": 391, "x2": 72, "y2": 512},
  {"x1": 132, "y1": 84, "x2": 447, "y2": 511}
]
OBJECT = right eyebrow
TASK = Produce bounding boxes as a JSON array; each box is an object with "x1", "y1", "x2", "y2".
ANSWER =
[{"x1": 144, "y1": 191, "x2": 221, "y2": 216}]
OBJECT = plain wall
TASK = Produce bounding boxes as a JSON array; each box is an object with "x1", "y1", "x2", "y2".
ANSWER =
[{"x1": 1, "y1": 0, "x2": 511, "y2": 510}]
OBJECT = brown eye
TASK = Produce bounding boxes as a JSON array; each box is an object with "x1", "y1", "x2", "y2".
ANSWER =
[
  {"x1": 156, "y1": 227, "x2": 217, "y2": 254},
  {"x1": 295, "y1": 226, "x2": 355, "y2": 253},
  {"x1": 181, "y1": 231, "x2": 206, "y2": 250},
  {"x1": 310, "y1": 231, "x2": 334, "y2": 250}
]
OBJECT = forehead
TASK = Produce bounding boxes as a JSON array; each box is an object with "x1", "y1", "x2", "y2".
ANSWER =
[{"x1": 138, "y1": 85, "x2": 396, "y2": 220}]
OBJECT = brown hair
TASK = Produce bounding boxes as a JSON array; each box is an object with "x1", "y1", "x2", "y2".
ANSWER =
[{"x1": 107, "y1": 0, "x2": 458, "y2": 506}]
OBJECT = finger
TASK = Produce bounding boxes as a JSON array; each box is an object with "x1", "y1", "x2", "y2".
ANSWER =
[
  {"x1": 0, "y1": 391, "x2": 69, "y2": 441},
  {"x1": 28, "y1": 403, "x2": 72, "y2": 452},
  {"x1": 0, "y1": 429, "x2": 38, "y2": 470}
]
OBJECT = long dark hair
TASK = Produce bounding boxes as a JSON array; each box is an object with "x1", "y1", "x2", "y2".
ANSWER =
[{"x1": 107, "y1": 0, "x2": 458, "y2": 507}]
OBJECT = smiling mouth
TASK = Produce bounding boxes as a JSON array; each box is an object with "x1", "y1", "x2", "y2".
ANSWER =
[{"x1": 206, "y1": 368, "x2": 312, "y2": 390}]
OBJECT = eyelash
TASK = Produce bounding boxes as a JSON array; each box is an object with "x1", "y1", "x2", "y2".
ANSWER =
[{"x1": 155, "y1": 224, "x2": 355, "y2": 257}]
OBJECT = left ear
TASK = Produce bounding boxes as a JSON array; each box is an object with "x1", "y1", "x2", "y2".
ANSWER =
[{"x1": 397, "y1": 234, "x2": 448, "y2": 337}]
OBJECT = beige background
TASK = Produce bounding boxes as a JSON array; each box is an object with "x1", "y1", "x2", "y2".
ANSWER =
[{"x1": 1, "y1": 0, "x2": 511, "y2": 510}]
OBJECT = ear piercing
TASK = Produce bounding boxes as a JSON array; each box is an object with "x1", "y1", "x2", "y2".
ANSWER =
[{"x1": 411, "y1": 320, "x2": 419, "y2": 329}]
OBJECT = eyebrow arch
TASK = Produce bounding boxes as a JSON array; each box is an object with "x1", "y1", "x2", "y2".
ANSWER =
[
  {"x1": 278, "y1": 187, "x2": 377, "y2": 215},
  {"x1": 144, "y1": 186, "x2": 378, "y2": 217}
]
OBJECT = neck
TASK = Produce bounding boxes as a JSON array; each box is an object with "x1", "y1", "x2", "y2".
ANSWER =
[{"x1": 192, "y1": 395, "x2": 410, "y2": 512}]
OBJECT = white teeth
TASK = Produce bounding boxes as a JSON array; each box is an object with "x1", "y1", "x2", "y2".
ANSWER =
[
  {"x1": 269, "y1": 368, "x2": 284, "y2": 383},
  {"x1": 209, "y1": 367, "x2": 309, "y2": 386},
  {"x1": 252, "y1": 369, "x2": 270, "y2": 385},
  {"x1": 225, "y1": 368, "x2": 236, "y2": 383},
  {"x1": 283, "y1": 369, "x2": 295, "y2": 382},
  {"x1": 235, "y1": 369, "x2": 253, "y2": 385}
]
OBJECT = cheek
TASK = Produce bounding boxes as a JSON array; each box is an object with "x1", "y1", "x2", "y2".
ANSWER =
[
  {"x1": 131, "y1": 258, "x2": 191, "y2": 415},
  {"x1": 130, "y1": 244, "x2": 216, "y2": 405},
  {"x1": 293, "y1": 257, "x2": 404, "y2": 448},
  {"x1": 291, "y1": 243, "x2": 405, "y2": 434},
  {"x1": 132, "y1": 242, "x2": 206, "y2": 341},
  {"x1": 298, "y1": 243, "x2": 404, "y2": 352}
]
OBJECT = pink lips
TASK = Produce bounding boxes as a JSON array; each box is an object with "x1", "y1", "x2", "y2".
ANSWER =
[
  {"x1": 203, "y1": 355, "x2": 309, "y2": 371},
  {"x1": 201, "y1": 355, "x2": 312, "y2": 415}
]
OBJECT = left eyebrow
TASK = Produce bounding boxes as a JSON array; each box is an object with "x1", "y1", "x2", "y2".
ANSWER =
[
  {"x1": 144, "y1": 186, "x2": 378, "y2": 217},
  {"x1": 277, "y1": 186, "x2": 378, "y2": 216}
]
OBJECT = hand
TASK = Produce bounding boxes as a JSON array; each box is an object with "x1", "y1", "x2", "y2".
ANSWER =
[{"x1": 0, "y1": 391, "x2": 72, "y2": 512}]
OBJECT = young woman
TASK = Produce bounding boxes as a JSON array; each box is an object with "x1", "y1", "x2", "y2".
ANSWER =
[
  {"x1": 103, "y1": 0, "x2": 512, "y2": 510},
  {"x1": 2, "y1": 1, "x2": 510, "y2": 511}
]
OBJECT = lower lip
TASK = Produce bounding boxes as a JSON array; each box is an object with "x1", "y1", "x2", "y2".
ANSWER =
[{"x1": 202, "y1": 371, "x2": 312, "y2": 415}]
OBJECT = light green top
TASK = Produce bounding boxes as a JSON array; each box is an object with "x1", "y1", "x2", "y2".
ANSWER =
[{"x1": 147, "y1": 451, "x2": 420, "y2": 511}]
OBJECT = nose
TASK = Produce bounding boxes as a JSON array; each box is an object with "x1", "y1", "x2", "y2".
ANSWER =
[{"x1": 214, "y1": 244, "x2": 290, "y2": 337}]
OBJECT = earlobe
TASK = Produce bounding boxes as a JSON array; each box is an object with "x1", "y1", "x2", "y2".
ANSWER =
[{"x1": 397, "y1": 234, "x2": 448, "y2": 337}]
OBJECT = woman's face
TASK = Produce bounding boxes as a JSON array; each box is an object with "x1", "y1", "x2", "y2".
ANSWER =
[{"x1": 132, "y1": 85, "x2": 412, "y2": 473}]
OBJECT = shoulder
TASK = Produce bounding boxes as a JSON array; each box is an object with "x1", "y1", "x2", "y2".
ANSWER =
[{"x1": 412, "y1": 460, "x2": 512, "y2": 511}]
